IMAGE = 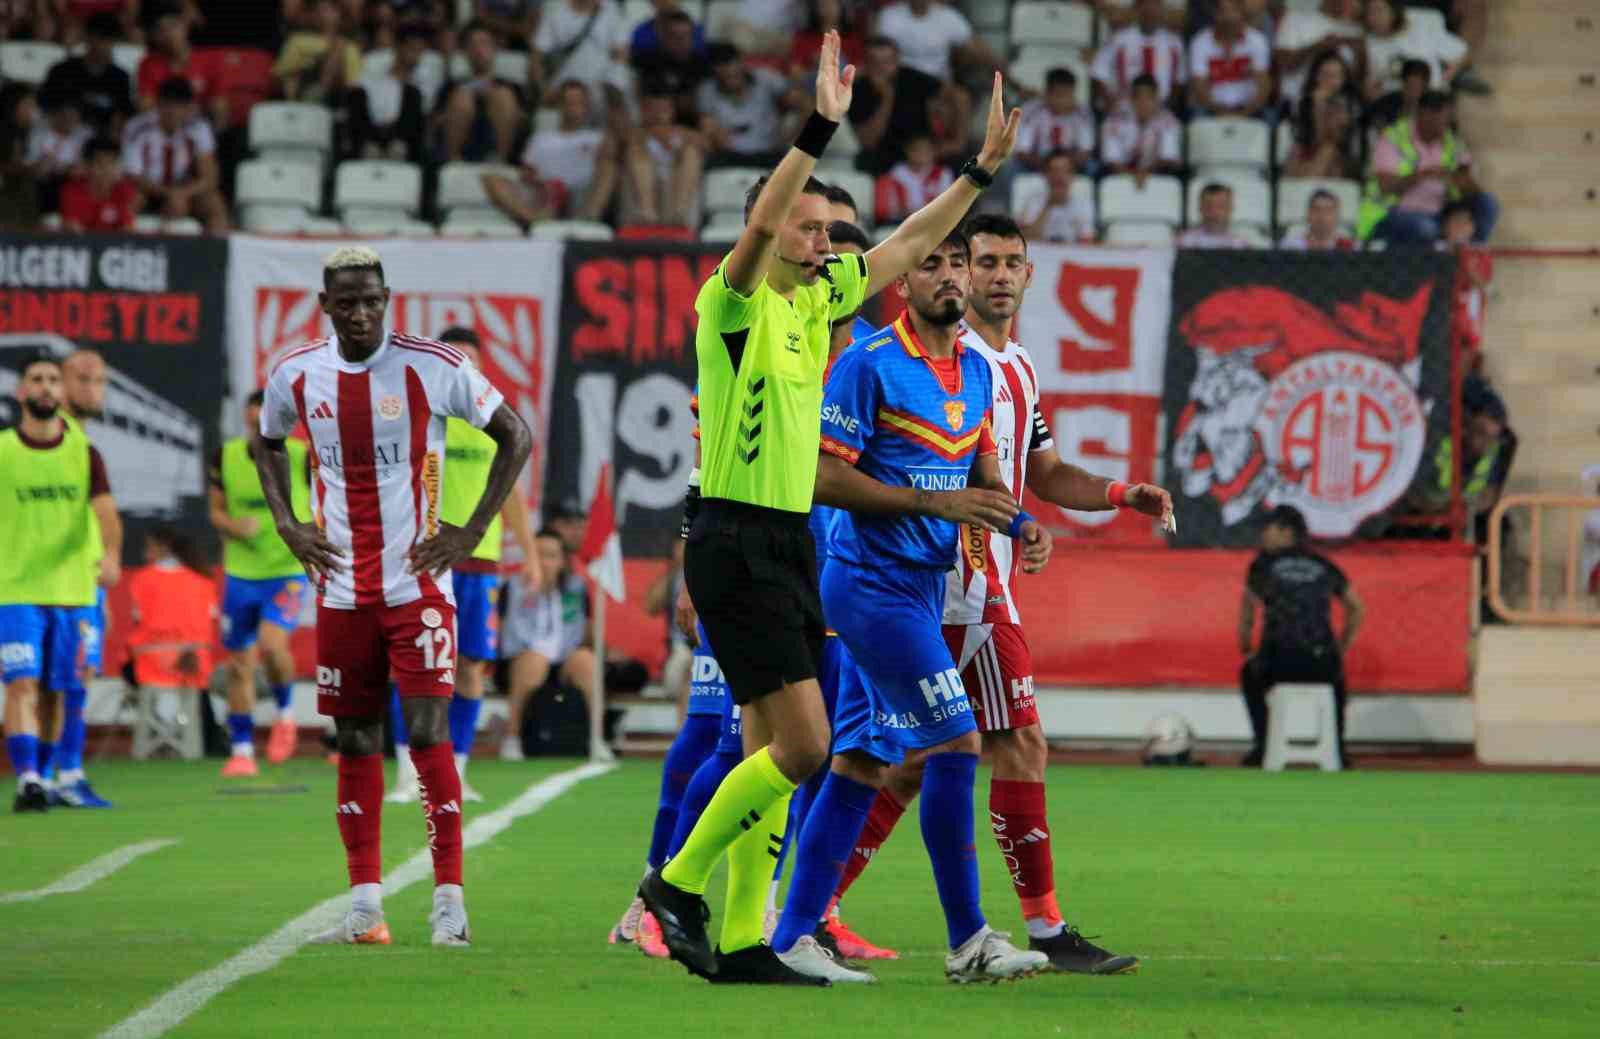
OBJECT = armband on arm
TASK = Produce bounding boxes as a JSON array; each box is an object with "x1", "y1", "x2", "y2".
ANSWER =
[
  {"x1": 1007, "y1": 510, "x2": 1036, "y2": 539},
  {"x1": 1106, "y1": 481, "x2": 1129, "y2": 508}
]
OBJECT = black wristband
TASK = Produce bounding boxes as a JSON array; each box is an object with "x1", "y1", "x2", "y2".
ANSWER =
[
  {"x1": 794, "y1": 112, "x2": 839, "y2": 158},
  {"x1": 960, "y1": 158, "x2": 994, "y2": 189},
  {"x1": 679, "y1": 483, "x2": 701, "y2": 540}
]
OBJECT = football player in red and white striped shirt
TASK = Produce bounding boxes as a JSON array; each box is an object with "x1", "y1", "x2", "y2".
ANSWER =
[
  {"x1": 256, "y1": 247, "x2": 533, "y2": 948},
  {"x1": 826, "y1": 215, "x2": 1173, "y2": 976}
]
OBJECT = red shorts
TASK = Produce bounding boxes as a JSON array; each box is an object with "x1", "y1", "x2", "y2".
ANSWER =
[
  {"x1": 315, "y1": 596, "x2": 457, "y2": 718},
  {"x1": 942, "y1": 622, "x2": 1038, "y2": 733}
]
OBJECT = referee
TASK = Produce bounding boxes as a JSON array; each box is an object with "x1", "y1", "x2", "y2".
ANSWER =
[
  {"x1": 640, "y1": 32, "x2": 1023, "y2": 979},
  {"x1": 1238, "y1": 505, "x2": 1365, "y2": 768}
]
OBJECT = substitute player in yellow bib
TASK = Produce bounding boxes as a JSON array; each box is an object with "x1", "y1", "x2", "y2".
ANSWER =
[
  {"x1": 210, "y1": 391, "x2": 315, "y2": 776},
  {"x1": 386, "y1": 327, "x2": 539, "y2": 804},
  {"x1": 639, "y1": 31, "x2": 1027, "y2": 983}
]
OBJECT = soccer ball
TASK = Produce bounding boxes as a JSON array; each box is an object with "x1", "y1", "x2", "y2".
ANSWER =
[{"x1": 1141, "y1": 713, "x2": 1195, "y2": 766}]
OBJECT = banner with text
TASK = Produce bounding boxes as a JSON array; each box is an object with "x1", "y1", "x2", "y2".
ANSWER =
[
  {"x1": 1013, "y1": 245, "x2": 1174, "y2": 543},
  {"x1": 225, "y1": 235, "x2": 563, "y2": 525},
  {"x1": 0, "y1": 233, "x2": 228, "y2": 558},
  {"x1": 545, "y1": 240, "x2": 717, "y2": 557},
  {"x1": 1161, "y1": 250, "x2": 1457, "y2": 546}
]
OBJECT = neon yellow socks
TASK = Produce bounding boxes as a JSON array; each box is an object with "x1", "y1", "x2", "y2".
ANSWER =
[{"x1": 660, "y1": 746, "x2": 796, "y2": 895}]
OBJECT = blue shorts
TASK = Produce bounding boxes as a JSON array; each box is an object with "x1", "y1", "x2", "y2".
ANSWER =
[
  {"x1": 823, "y1": 559, "x2": 976, "y2": 765},
  {"x1": 817, "y1": 633, "x2": 847, "y2": 723},
  {"x1": 453, "y1": 570, "x2": 502, "y2": 662},
  {"x1": 221, "y1": 575, "x2": 309, "y2": 651},
  {"x1": 66, "y1": 587, "x2": 107, "y2": 682},
  {"x1": 716, "y1": 689, "x2": 744, "y2": 756},
  {"x1": 687, "y1": 621, "x2": 729, "y2": 718},
  {"x1": 0, "y1": 604, "x2": 84, "y2": 690}
]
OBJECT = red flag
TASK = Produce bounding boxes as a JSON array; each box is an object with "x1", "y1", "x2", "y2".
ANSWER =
[{"x1": 576, "y1": 464, "x2": 625, "y2": 602}]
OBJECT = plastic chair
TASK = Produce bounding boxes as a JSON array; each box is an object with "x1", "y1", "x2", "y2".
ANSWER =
[
  {"x1": 334, "y1": 159, "x2": 423, "y2": 216},
  {"x1": 1099, "y1": 174, "x2": 1183, "y2": 225},
  {"x1": 1263, "y1": 683, "x2": 1343, "y2": 772},
  {"x1": 1187, "y1": 117, "x2": 1272, "y2": 173},
  {"x1": 1010, "y1": 2, "x2": 1095, "y2": 50}
]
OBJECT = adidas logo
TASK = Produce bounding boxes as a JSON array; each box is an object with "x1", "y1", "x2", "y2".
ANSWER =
[
  {"x1": 1015, "y1": 827, "x2": 1049, "y2": 845},
  {"x1": 435, "y1": 800, "x2": 461, "y2": 814},
  {"x1": 438, "y1": 669, "x2": 454, "y2": 685},
  {"x1": 336, "y1": 801, "x2": 364, "y2": 815},
  {"x1": 309, "y1": 401, "x2": 335, "y2": 420}
]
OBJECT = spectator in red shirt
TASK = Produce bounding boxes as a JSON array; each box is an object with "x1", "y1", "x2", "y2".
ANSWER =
[
  {"x1": 788, "y1": 0, "x2": 866, "y2": 83},
  {"x1": 58, "y1": 135, "x2": 140, "y2": 231},
  {"x1": 1281, "y1": 189, "x2": 1355, "y2": 250},
  {"x1": 137, "y1": 4, "x2": 221, "y2": 111},
  {"x1": 874, "y1": 133, "x2": 953, "y2": 225},
  {"x1": 1440, "y1": 201, "x2": 1491, "y2": 357},
  {"x1": 1188, "y1": 0, "x2": 1273, "y2": 118}
]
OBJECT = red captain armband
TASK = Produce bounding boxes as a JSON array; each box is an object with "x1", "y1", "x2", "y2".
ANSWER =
[{"x1": 1106, "y1": 481, "x2": 1129, "y2": 508}]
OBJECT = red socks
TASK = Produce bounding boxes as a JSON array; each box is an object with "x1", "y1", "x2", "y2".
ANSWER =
[
  {"x1": 990, "y1": 779, "x2": 1062, "y2": 929},
  {"x1": 336, "y1": 753, "x2": 384, "y2": 886},
  {"x1": 410, "y1": 742, "x2": 464, "y2": 886},
  {"x1": 831, "y1": 788, "x2": 907, "y2": 904}
]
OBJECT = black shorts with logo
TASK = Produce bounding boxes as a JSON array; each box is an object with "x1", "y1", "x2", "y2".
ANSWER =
[{"x1": 684, "y1": 498, "x2": 825, "y2": 706}]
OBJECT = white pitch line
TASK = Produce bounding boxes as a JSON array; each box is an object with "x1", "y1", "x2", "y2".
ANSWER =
[
  {"x1": 100, "y1": 761, "x2": 615, "y2": 1039},
  {"x1": 894, "y1": 950, "x2": 1600, "y2": 970},
  {"x1": 0, "y1": 839, "x2": 180, "y2": 904}
]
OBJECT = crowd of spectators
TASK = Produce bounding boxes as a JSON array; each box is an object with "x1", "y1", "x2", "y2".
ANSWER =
[{"x1": 0, "y1": 0, "x2": 1498, "y2": 251}]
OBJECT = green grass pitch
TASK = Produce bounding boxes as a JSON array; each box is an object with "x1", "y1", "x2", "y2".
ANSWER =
[{"x1": 4, "y1": 758, "x2": 1597, "y2": 1038}]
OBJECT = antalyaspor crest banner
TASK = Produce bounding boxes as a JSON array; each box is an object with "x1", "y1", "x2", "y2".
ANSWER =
[
  {"x1": 226, "y1": 235, "x2": 562, "y2": 519},
  {"x1": 1160, "y1": 250, "x2": 1457, "y2": 545}
]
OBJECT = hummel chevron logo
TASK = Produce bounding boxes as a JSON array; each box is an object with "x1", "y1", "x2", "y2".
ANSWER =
[
  {"x1": 737, "y1": 445, "x2": 760, "y2": 463},
  {"x1": 309, "y1": 401, "x2": 335, "y2": 420},
  {"x1": 749, "y1": 376, "x2": 766, "y2": 395},
  {"x1": 743, "y1": 399, "x2": 763, "y2": 419},
  {"x1": 738, "y1": 421, "x2": 762, "y2": 442},
  {"x1": 336, "y1": 802, "x2": 363, "y2": 815}
]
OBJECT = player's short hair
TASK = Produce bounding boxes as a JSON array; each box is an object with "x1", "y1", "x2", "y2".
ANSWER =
[
  {"x1": 1045, "y1": 66, "x2": 1077, "y2": 90},
  {"x1": 18, "y1": 351, "x2": 60, "y2": 379},
  {"x1": 1131, "y1": 73, "x2": 1159, "y2": 93},
  {"x1": 822, "y1": 182, "x2": 857, "y2": 217},
  {"x1": 245, "y1": 389, "x2": 265, "y2": 407},
  {"x1": 84, "y1": 135, "x2": 120, "y2": 162},
  {"x1": 926, "y1": 228, "x2": 970, "y2": 265},
  {"x1": 1419, "y1": 89, "x2": 1452, "y2": 112},
  {"x1": 1308, "y1": 189, "x2": 1337, "y2": 208},
  {"x1": 963, "y1": 212, "x2": 1027, "y2": 252},
  {"x1": 437, "y1": 326, "x2": 480, "y2": 348},
  {"x1": 827, "y1": 220, "x2": 870, "y2": 253},
  {"x1": 743, "y1": 175, "x2": 830, "y2": 224},
  {"x1": 1400, "y1": 58, "x2": 1430, "y2": 83},
  {"x1": 1264, "y1": 504, "x2": 1308, "y2": 543},
  {"x1": 157, "y1": 76, "x2": 195, "y2": 103},
  {"x1": 323, "y1": 245, "x2": 385, "y2": 289},
  {"x1": 1201, "y1": 181, "x2": 1232, "y2": 199}
]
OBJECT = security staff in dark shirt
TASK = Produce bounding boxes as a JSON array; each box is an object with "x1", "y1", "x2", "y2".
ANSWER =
[{"x1": 1237, "y1": 505, "x2": 1364, "y2": 767}]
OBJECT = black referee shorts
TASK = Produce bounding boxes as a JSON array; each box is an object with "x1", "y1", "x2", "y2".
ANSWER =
[{"x1": 683, "y1": 498, "x2": 825, "y2": 706}]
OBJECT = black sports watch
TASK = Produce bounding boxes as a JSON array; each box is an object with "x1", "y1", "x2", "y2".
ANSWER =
[{"x1": 960, "y1": 158, "x2": 994, "y2": 190}]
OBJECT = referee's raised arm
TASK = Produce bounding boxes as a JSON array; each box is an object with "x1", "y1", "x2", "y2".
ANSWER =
[
  {"x1": 863, "y1": 72, "x2": 1023, "y2": 299},
  {"x1": 723, "y1": 31, "x2": 857, "y2": 295}
]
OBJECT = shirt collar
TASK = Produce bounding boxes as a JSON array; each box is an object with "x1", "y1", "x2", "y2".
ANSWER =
[
  {"x1": 329, "y1": 330, "x2": 391, "y2": 371},
  {"x1": 892, "y1": 310, "x2": 964, "y2": 360}
]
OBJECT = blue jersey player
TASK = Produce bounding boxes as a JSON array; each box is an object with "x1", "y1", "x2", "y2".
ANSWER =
[{"x1": 768, "y1": 232, "x2": 1055, "y2": 984}]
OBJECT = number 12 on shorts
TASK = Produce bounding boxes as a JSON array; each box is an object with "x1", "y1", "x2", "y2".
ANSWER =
[{"x1": 414, "y1": 627, "x2": 455, "y2": 671}]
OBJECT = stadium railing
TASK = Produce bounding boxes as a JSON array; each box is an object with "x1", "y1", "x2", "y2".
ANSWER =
[{"x1": 1485, "y1": 494, "x2": 1600, "y2": 626}]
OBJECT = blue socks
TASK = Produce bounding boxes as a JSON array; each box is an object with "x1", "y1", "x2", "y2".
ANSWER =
[
  {"x1": 647, "y1": 714, "x2": 720, "y2": 869},
  {"x1": 8, "y1": 733, "x2": 39, "y2": 778},
  {"x1": 771, "y1": 771, "x2": 876, "y2": 954},
  {"x1": 388, "y1": 686, "x2": 408, "y2": 746},
  {"x1": 921, "y1": 752, "x2": 985, "y2": 949},
  {"x1": 667, "y1": 747, "x2": 741, "y2": 859},
  {"x1": 57, "y1": 686, "x2": 87, "y2": 773},
  {"x1": 35, "y1": 738, "x2": 54, "y2": 778},
  {"x1": 227, "y1": 713, "x2": 254, "y2": 752},
  {"x1": 448, "y1": 694, "x2": 483, "y2": 756},
  {"x1": 271, "y1": 682, "x2": 293, "y2": 713}
]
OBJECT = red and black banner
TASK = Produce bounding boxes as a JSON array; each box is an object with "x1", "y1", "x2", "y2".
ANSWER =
[
  {"x1": 544, "y1": 240, "x2": 721, "y2": 557},
  {"x1": 0, "y1": 232, "x2": 229, "y2": 561},
  {"x1": 1160, "y1": 249, "x2": 1458, "y2": 547}
]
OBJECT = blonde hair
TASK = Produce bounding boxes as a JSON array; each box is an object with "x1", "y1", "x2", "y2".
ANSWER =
[{"x1": 322, "y1": 246, "x2": 384, "y2": 286}]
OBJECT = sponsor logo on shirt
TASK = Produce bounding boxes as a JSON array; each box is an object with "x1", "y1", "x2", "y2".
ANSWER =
[
  {"x1": 908, "y1": 465, "x2": 968, "y2": 491},
  {"x1": 421, "y1": 607, "x2": 443, "y2": 629},
  {"x1": 315, "y1": 441, "x2": 407, "y2": 472},
  {"x1": 821, "y1": 402, "x2": 860, "y2": 434},
  {"x1": 377, "y1": 395, "x2": 403, "y2": 420},
  {"x1": 316, "y1": 665, "x2": 342, "y2": 696},
  {"x1": 944, "y1": 400, "x2": 966, "y2": 431}
]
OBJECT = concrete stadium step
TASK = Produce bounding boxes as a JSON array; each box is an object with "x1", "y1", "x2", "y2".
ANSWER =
[
  {"x1": 1489, "y1": 257, "x2": 1600, "y2": 301},
  {"x1": 1483, "y1": 350, "x2": 1598, "y2": 388},
  {"x1": 1480, "y1": 11, "x2": 1596, "y2": 64},
  {"x1": 1476, "y1": 627, "x2": 1600, "y2": 767},
  {"x1": 1488, "y1": 210, "x2": 1600, "y2": 248}
]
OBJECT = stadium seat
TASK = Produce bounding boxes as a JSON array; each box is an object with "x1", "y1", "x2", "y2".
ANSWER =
[
  {"x1": 112, "y1": 43, "x2": 145, "y2": 79},
  {"x1": 441, "y1": 209, "x2": 523, "y2": 237},
  {"x1": 1099, "y1": 174, "x2": 1183, "y2": 225},
  {"x1": 1011, "y1": 173, "x2": 1097, "y2": 225},
  {"x1": 134, "y1": 215, "x2": 203, "y2": 235},
  {"x1": 1186, "y1": 171, "x2": 1271, "y2": 228},
  {"x1": 241, "y1": 204, "x2": 317, "y2": 233},
  {"x1": 530, "y1": 220, "x2": 615, "y2": 241},
  {"x1": 0, "y1": 41, "x2": 65, "y2": 85},
  {"x1": 1275, "y1": 176, "x2": 1362, "y2": 228},
  {"x1": 1275, "y1": 119, "x2": 1295, "y2": 166},
  {"x1": 1010, "y1": 2, "x2": 1095, "y2": 50},
  {"x1": 235, "y1": 159, "x2": 322, "y2": 212},
  {"x1": 1263, "y1": 683, "x2": 1343, "y2": 772},
  {"x1": 702, "y1": 166, "x2": 767, "y2": 220},
  {"x1": 1186, "y1": 117, "x2": 1272, "y2": 173},
  {"x1": 830, "y1": 117, "x2": 861, "y2": 161},
  {"x1": 701, "y1": 218, "x2": 745, "y2": 241},
  {"x1": 438, "y1": 161, "x2": 519, "y2": 216},
  {"x1": 493, "y1": 49, "x2": 530, "y2": 86},
  {"x1": 827, "y1": 170, "x2": 876, "y2": 227},
  {"x1": 343, "y1": 210, "x2": 436, "y2": 237},
  {"x1": 703, "y1": 0, "x2": 741, "y2": 42},
  {"x1": 964, "y1": 0, "x2": 1009, "y2": 31},
  {"x1": 1010, "y1": 48, "x2": 1090, "y2": 105},
  {"x1": 1405, "y1": 6, "x2": 1448, "y2": 38},
  {"x1": 623, "y1": 0, "x2": 655, "y2": 31},
  {"x1": 363, "y1": 47, "x2": 446, "y2": 90},
  {"x1": 250, "y1": 102, "x2": 334, "y2": 163},
  {"x1": 1103, "y1": 221, "x2": 1175, "y2": 246},
  {"x1": 334, "y1": 160, "x2": 423, "y2": 216}
]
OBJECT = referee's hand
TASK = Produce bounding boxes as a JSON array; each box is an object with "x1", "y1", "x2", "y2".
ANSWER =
[
  {"x1": 924, "y1": 488, "x2": 1018, "y2": 533},
  {"x1": 814, "y1": 31, "x2": 856, "y2": 122}
]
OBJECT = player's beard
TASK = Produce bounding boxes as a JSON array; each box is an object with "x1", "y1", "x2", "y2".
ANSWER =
[
  {"x1": 914, "y1": 293, "x2": 965, "y2": 327},
  {"x1": 23, "y1": 397, "x2": 59, "y2": 420}
]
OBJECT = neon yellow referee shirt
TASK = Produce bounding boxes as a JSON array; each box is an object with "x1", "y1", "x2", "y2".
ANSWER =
[{"x1": 694, "y1": 252, "x2": 870, "y2": 514}]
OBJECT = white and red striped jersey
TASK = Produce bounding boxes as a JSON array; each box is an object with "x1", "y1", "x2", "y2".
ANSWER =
[
  {"x1": 1092, "y1": 26, "x2": 1187, "y2": 105},
  {"x1": 944, "y1": 331, "x2": 1054, "y2": 626},
  {"x1": 874, "y1": 161, "x2": 955, "y2": 224},
  {"x1": 260, "y1": 332, "x2": 503, "y2": 611},
  {"x1": 121, "y1": 110, "x2": 215, "y2": 186},
  {"x1": 1188, "y1": 27, "x2": 1271, "y2": 111},
  {"x1": 1015, "y1": 99, "x2": 1095, "y2": 162}
]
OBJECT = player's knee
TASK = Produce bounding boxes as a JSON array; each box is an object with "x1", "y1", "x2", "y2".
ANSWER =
[
  {"x1": 402, "y1": 697, "x2": 450, "y2": 748},
  {"x1": 884, "y1": 760, "x2": 922, "y2": 803},
  {"x1": 781, "y1": 727, "x2": 831, "y2": 780},
  {"x1": 943, "y1": 729, "x2": 982, "y2": 756},
  {"x1": 334, "y1": 718, "x2": 383, "y2": 757},
  {"x1": 832, "y1": 749, "x2": 885, "y2": 788}
]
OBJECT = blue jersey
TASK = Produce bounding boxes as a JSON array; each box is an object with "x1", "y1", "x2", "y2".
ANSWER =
[
  {"x1": 808, "y1": 321, "x2": 883, "y2": 580},
  {"x1": 819, "y1": 312, "x2": 996, "y2": 569},
  {"x1": 687, "y1": 620, "x2": 729, "y2": 716}
]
